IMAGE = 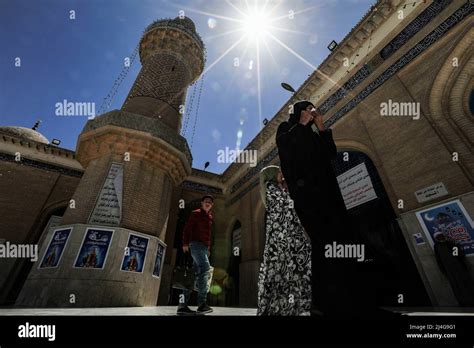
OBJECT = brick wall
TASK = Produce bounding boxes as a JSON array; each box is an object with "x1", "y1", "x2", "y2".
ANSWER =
[{"x1": 122, "y1": 53, "x2": 190, "y2": 131}]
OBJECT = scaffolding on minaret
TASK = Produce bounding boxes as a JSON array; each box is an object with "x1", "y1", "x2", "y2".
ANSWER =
[{"x1": 181, "y1": 48, "x2": 207, "y2": 150}]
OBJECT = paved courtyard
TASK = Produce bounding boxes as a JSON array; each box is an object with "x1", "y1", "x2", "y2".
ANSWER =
[
  {"x1": 0, "y1": 306, "x2": 472, "y2": 316},
  {"x1": 0, "y1": 306, "x2": 258, "y2": 316},
  {"x1": 387, "y1": 307, "x2": 474, "y2": 316}
]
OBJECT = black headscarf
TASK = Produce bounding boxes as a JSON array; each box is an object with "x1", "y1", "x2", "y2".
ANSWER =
[{"x1": 288, "y1": 100, "x2": 315, "y2": 125}]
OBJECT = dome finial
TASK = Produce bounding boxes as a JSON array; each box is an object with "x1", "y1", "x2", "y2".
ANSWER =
[{"x1": 32, "y1": 119, "x2": 42, "y2": 131}]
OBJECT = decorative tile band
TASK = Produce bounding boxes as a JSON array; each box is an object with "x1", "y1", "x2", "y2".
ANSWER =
[
  {"x1": 319, "y1": 0, "x2": 452, "y2": 116},
  {"x1": 0, "y1": 152, "x2": 84, "y2": 178},
  {"x1": 380, "y1": 0, "x2": 452, "y2": 59},
  {"x1": 230, "y1": 147, "x2": 279, "y2": 194},
  {"x1": 319, "y1": 65, "x2": 371, "y2": 115},
  {"x1": 326, "y1": 1, "x2": 472, "y2": 128},
  {"x1": 181, "y1": 180, "x2": 223, "y2": 195}
]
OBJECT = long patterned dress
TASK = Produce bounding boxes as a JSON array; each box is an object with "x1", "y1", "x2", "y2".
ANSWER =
[{"x1": 257, "y1": 181, "x2": 312, "y2": 315}]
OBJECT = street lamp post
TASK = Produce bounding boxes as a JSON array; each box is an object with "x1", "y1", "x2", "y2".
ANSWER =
[{"x1": 281, "y1": 82, "x2": 296, "y2": 94}]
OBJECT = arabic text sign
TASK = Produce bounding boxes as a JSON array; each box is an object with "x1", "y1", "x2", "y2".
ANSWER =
[
  {"x1": 89, "y1": 163, "x2": 123, "y2": 226},
  {"x1": 415, "y1": 182, "x2": 448, "y2": 203},
  {"x1": 337, "y1": 162, "x2": 377, "y2": 210}
]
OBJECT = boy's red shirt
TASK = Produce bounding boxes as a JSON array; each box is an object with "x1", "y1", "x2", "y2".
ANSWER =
[{"x1": 182, "y1": 208, "x2": 213, "y2": 247}]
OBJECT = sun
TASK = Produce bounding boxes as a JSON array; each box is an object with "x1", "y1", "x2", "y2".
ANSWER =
[
  {"x1": 176, "y1": 0, "x2": 319, "y2": 126},
  {"x1": 242, "y1": 10, "x2": 271, "y2": 40}
]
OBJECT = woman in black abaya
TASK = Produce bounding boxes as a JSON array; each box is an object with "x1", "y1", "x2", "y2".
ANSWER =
[{"x1": 276, "y1": 100, "x2": 358, "y2": 317}]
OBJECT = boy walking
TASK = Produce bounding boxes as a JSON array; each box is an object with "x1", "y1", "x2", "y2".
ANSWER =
[{"x1": 177, "y1": 195, "x2": 214, "y2": 315}]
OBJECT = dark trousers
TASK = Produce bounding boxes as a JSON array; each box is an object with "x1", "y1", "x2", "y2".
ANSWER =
[{"x1": 296, "y1": 205, "x2": 361, "y2": 317}]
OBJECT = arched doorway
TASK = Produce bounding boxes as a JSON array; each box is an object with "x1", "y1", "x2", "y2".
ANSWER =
[
  {"x1": 469, "y1": 89, "x2": 474, "y2": 116},
  {"x1": 332, "y1": 150, "x2": 430, "y2": 307},
  {"x1": 5, "y1": 205, "x2": 67, "y2": 304},
  {"x1": 167, "y1": 199, "x2": 217, "y2": 306},
  {"x1": 172, "y1": 199, "x2": 201, "y2": 265},
  {"x1": 226, "y1": 220, "x2": 241, "y2": 306}
]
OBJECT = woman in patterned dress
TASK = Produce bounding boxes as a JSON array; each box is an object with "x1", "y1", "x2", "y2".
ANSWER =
[{"x1": 257, "y1": 165, "x2": 312, "y2": 315}]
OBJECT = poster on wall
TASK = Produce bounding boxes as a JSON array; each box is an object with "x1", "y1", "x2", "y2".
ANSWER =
[
  {"x1": 415, "y1": 199, "x2": 474, "y2": 256},
  {"x1": 74, "y1": 228, "x2": 114, "y2": 269},
  {"x1": 39, "y1": 227, "x2": 72, "y2": 269},
  {"x1": 120, "y1": 234, "x2": 149, "y2": 273},
  {"x1": 152, "y1": 242, "x2": 166, "y2": 278}
]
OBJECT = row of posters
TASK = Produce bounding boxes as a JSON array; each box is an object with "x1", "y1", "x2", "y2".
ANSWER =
[{"x1": 39, "y1": 228, "x2": 166, "y2": 277}]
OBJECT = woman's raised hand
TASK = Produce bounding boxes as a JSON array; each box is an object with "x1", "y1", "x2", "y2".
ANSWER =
[{"x1": 311, "y1": 109, "x2": 325, "y2": 130}]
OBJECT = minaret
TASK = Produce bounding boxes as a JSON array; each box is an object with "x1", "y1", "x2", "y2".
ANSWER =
[
  {"x1": 122, "y1": 17, "x2": 205, "y2": 132},
  {"x1": 16, "y1": 16, "x2": 204, "y2": 307}
]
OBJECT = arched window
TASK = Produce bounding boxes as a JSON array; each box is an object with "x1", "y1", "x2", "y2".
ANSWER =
[
  {"x1": 231, "y1": 221, "x2": 241, "y2": 255},
  {"x1": 226, "y1": 220, "x2": 241, "y2": 306},
  {"x1": 469, "y1": 89, "x2": 474, "y2": 116},
  {"x1": 6, "y1": 206, "x2": 66, "y2": 304}
]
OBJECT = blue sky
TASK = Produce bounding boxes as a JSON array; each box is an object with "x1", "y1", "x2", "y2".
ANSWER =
[{"x1": 0, "y1": 0, "x2": 374, "y2": 174}]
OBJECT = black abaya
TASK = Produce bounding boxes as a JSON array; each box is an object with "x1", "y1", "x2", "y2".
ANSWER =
[{"x1": 276, "y1": 116, "x2": 360, "y2": 316}]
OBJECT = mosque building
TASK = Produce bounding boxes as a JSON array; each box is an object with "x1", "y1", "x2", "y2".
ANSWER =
[{"x1": 0, "y1": 0, "x2": 473, "y2": 310}]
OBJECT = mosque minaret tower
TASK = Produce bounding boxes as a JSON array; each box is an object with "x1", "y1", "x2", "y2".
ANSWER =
[{"x1": 16, "y1": 16, "x2": 205, "y2": 307}]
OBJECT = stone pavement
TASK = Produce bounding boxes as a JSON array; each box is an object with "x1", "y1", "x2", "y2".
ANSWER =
[
  {"x1": 1, "y1": 306, "x2": 472, "y2": 316},
  {"x1": 386, "y1": 307, "x2": 474, "y2": 316},
  {"x1": 0, "y1": 306, "x2": 257, "y2": 316}
]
